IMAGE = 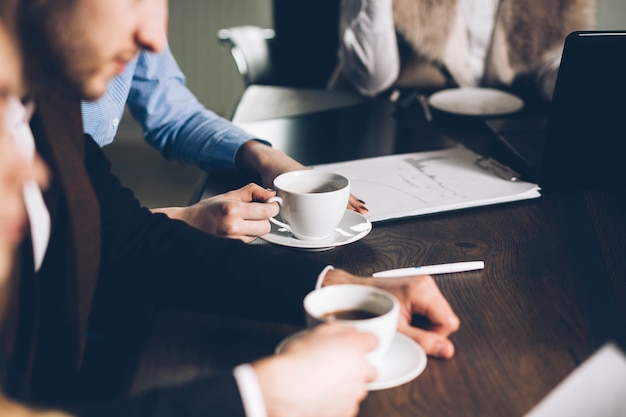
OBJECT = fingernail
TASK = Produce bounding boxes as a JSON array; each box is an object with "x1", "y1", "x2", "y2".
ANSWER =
[
  {"x1": 436, "y1": 341, "x2": 454, "y2": 358},
  {"x1": 359, "y1": 205, "x2": 369, "y2": 211},
  {"x1": 435, "y1": 341, "x2": 445, "y2": 355},
  {"x1": 358, "y1": 199, "x2": 366, "y2": 204}
]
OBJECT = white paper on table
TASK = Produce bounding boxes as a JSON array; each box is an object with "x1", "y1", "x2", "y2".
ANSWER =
[
  {"x1": 525, "y1": 343, "x2": 626, "y2": 417},
  {"x1": 312, "y1": 145, "x2": 541, "y2": 222}
]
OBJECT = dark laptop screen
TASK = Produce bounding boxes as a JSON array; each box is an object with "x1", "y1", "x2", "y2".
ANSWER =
[{"x1": 538, "y1": 31, "x2": 626, "y2": 189}]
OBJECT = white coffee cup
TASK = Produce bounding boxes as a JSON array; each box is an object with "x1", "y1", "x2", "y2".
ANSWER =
[
  {"x1": 267, "y1": 170, "x2": 350, "y2": 241},
  {"x1": 303, "y1": 284, "x2": 400, "y2": 369}
]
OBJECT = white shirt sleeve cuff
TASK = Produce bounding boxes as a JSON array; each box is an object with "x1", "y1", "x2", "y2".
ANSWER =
[
  {"x1": 233, "y1": 363, "x2": 268, "y2": 417},
  {"x1": 316, "y1": 265, "x2": 335, "y2": 289}
]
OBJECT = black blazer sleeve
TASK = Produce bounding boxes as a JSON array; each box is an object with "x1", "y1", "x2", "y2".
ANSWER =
[
  {"x1": 71, "y1": 136, "x2": 332, "y2": 416},
  {"x1": 85, "y1": 135, "x2": 329, "y2": 324},
  {"x1": 67, "y1": 371, "x2": 246, "y2": 417}
]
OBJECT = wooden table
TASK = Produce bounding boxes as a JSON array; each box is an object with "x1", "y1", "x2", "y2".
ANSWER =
[{"x1": 131, "y1": 93, "x2": 626, "y2": 416}]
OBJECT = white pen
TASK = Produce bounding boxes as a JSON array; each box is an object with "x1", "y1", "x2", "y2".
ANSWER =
[{"x1": 372, "y1": 261, "x2": 485, "y2": 278}]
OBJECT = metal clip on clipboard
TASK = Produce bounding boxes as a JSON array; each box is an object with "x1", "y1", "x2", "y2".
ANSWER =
[{"x1": 475, "y1": 157, "x2": 520, "y2": 182}]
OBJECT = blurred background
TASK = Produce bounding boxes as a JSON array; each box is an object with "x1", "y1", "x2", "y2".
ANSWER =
[{"x1": 105, "y1": 0, "x2": 626, "y2": 210}]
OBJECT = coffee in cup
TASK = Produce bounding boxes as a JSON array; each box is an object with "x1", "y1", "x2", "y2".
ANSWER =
[
  {"x1": 267, "y1": 170, "x2": 350, "y2": 241},
  {"x1": 303, "y1": 284, "x2": 400, "y2": 368}
]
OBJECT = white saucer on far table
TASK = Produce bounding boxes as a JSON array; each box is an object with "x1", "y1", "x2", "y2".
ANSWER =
[
  {"x1": 259, "y1": 209, "x2": 371, "y2": 251},
  {"x1": 275, "y1": 330, "x2": 427, "y2": 391},
  {"x1": 428, "y1": 87, "x2": 524, "y2": 116}
]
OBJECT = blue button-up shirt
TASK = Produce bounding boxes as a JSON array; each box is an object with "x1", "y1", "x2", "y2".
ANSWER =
[{"x1": 81, "y1": 45, "x2": 255, "y2": 173}]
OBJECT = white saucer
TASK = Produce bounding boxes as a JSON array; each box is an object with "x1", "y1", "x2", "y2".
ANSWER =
[
  {"x1": 259, "y1": 210, "x2": 372, "y2": 251},
  {"x1": 275, "y1": 330, "x2": 427, "y2": 391},
  {"x1": 428, "y1": 87, "x2": 524, "y2": 116}
]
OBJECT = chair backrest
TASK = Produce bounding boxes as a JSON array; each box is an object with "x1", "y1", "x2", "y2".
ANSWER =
[
  {"x1": 537, "y1": 30, "x2": 626, "y2": 189},
  {"x1": 217, "y1": 1, "x2": 341, "y2": 88},
  {"x1": 271, "y1": 0, "x2": 340, "y2": 88},
  {"x1": 217, "y1": 26, "x2": 277, "y2": 86}
]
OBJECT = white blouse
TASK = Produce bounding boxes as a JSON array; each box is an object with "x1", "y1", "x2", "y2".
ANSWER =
[{"x1": 338, "y1": 0, "x2": 499, "y2": 96}]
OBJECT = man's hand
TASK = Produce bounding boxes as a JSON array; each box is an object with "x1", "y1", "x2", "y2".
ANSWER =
[
  {"x1": 323, "y1": 269, "x2": 461, "y2": 359},
  {"x1": 253, "y1": 323, "x2": 377, "y2": 417},
  {"x1": 153, "y1": 183, "x2": 279, "y2": 243}
]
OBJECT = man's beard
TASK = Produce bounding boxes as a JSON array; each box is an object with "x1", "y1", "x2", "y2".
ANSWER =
[{"x1": 17, "y1": 1, "x2": 84, "y2": 100}]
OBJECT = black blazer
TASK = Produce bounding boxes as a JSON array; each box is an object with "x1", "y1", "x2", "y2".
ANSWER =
[{"x1": 5, "y1": 87, "x2": 328, "y2": 415}]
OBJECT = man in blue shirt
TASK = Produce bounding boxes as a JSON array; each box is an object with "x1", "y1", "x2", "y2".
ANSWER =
[{"x1": 82, "y1": 44, "x2": 367, "y2": 242}]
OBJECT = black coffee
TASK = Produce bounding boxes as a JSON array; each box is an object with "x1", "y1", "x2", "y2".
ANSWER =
[
  {"x1": 288, "y1": 183, "x2": 339, "y2": 193},
  {"x1": 321, "y1": 308, "x2": 379, "y2": 320},
  {"x1": 308, "y1": 183, "x2": 341, "y2": 193}
]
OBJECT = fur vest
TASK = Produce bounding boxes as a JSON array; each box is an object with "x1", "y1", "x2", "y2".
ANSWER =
[{"x1": 392, "y1": 0, "x2": 597, "y2": 90}]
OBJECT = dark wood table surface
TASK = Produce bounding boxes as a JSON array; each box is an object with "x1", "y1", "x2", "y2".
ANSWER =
[{"x1": 129, "y1": 93, "x2": 626, "y2": 417}]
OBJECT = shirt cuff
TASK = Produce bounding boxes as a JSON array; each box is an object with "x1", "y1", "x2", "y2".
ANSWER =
[
  {"x1": 233, "y1": 363, "x2": 268, "y2": 417},
  {"x1": 316, "y1": 265, "x2": 335, "y2": 289},
  {"x1": 251, "y1": 138, "x2": 272, "y2": 147}
]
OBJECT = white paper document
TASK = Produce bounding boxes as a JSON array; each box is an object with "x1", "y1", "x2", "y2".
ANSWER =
[
  {"x1": 525, "y1": 343, "x2": 626, "y2": 417},
  {"x1": 312, "y1": 145, "x2": 541, "y2": 222}
]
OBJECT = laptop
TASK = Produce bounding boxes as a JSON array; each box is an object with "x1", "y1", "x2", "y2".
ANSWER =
[{"x1": 487, "y1": 31, "x2": 626, "y2": 188}]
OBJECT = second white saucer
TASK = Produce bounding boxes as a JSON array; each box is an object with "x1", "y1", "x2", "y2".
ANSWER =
[
  {"x1": 370, "y1": 332, "x2": 427, "y2": 390},
  {"x1": 428, "y1": 87, "x2": 524, "y2": 116},
  {"x1": 259, "y1": 210, "x2": 372, "y2": 251}
]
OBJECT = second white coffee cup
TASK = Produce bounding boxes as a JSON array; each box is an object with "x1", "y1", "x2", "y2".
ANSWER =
[
  {"x1": 267, "y1": 170, "x2": 350, "y2": 241},
  {"x1": 303, "y1": 284, "x2": 400, "y2": 369}
]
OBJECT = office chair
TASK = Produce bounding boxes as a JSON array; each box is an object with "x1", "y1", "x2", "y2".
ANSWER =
[
  {"x1": 211, "y1": 0, "x2": 366, "y2": 129},
  {"x1": 217, "y1": 0, "x2": 341, "y2": 89},
  {"x1": 217, "y1": 25, "x2": 277, "y2": 86}
]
